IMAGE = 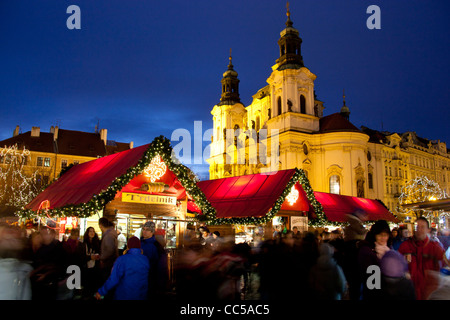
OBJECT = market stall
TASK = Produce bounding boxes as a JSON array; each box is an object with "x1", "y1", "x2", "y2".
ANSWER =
[{"x1": 19, "y1": 136, "x2": 210, "y2": 247}]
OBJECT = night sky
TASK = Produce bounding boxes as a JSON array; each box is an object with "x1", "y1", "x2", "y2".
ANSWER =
[{"x1": 1, "y1": 0, "x2": 449, "y2": 179}]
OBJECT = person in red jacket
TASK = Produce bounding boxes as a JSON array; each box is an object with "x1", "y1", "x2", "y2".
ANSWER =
[{"x1": 399, "y1": 217, "x2": 449, "y2": 300}]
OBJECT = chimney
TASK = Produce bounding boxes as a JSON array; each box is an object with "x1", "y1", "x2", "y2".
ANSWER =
[
  {"x1": 13, "y1": 125, "x2": 20, "y2": 137},
  {"x1": 53, "y1": 126, "x2": 59, "y2": 141},
  {"x1": 100, "y1": 128, "x2": 107, "y2": 145},
  {"x1": 31, "y1": 127, "x2": 40, "y2": 137}
]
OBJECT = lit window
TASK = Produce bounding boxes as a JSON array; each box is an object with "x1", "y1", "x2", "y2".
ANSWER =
[
  {"x1": 329, "y1": 175, "x2": 340, "y2": 194},
  {"x1": 44, "y1": 157, "x2": 51, "y2": 167}
]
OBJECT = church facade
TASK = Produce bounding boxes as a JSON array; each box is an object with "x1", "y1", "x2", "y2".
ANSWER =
[{"x1": 206, "y1": 8, "x2": 450, "y2": 217}]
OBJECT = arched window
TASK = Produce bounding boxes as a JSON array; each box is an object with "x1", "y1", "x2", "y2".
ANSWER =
[
  {"x1": 368, "y1": 173, "x2": 373, "y2": 189},
  {"x1": 277, "y1": 97, "x2": 282, "y2": 116},
  {"x1": 256, "y1": 115, "x2": 260, "y2": 131},
  {"x1": 329, "y1": 175, "x2": 340, "y2": 194},
  {"x1": 300, "y1": 95, "x2": 306, "y2": 114}
]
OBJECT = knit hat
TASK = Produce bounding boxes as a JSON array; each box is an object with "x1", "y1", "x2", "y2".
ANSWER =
[
  {"x1": 380, "y1": 250, "x2": 408, "y2": 278},
  {"x1": 143, "y1": 221, "x2": 156, "y2": 233},
  {"x1": 127, "y1": 236, "x2": 141, "y2": 249}
]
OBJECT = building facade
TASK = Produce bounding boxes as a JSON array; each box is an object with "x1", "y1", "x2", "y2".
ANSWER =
[
  {"x1": 207, "y1": 9, "x2": 450, "y2": 216},
  {"x1": 0, "y1": 125, "x2": 133, "y2": 188}
]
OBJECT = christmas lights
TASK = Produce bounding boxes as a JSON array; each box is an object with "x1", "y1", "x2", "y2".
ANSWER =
[
  {"x1": 286, "y1": 185, "x2": 299, "y2": 205},
  {"x1": 398, "y1": 175, "x2": 447, "y2": 221},
  {"x1": 0, "y1": 144, "x2": 40, "y2": 208},
  {"x1": 16, "y1": 136, "x2": 336, "y2": 228}
]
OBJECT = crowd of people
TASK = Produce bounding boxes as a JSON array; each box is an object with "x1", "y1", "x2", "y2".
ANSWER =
[{"x1": 0, "y1": 214, "x2": 449, "y2": 301}]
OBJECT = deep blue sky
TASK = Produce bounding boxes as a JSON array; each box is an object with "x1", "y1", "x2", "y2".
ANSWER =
[{"x1": 1, "y1": 1, "x2": 449, "y2": 179}]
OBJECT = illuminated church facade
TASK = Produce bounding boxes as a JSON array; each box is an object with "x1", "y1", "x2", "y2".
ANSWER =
[{"x1": 207, "y1": 8, "x2": 450, "y2": 215}]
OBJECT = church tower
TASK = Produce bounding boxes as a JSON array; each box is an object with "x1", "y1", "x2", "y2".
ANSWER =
[
  {"x1": 208, "y1": 52, "x2": 247, "y2": 179},
  {"x1": 265, "y1": 3, "x2": 320, "y2": 134}
]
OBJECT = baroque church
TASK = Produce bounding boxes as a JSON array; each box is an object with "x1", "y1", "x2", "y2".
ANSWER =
[{"x1": 207, "y1": 7, "x2": 450, "y2": 216}]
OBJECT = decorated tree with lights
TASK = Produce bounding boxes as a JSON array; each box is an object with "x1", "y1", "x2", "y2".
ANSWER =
[
  {"x1": 0, "y1": 145, "x2": 40, "y2": 211},
  {"x1": 398, "y1": 175, "x2": 446, "y2": 223}
]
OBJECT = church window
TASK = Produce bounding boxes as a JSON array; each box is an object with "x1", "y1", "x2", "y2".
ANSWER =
[
  {"x1": 277, "y1": 97, "x2": 282, "y2": 116},
  {"x1": 368, "y1": 173, "x2": 373, "y2": 189},
  {"x1": 300, "y1": 95, "x2": 306, "y2": 114},
  {"x1": 329, "y1": 175, "x2": 340, "y2": 194}
]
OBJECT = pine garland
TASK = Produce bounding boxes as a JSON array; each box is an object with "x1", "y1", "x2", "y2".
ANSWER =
[
  {"x1": 16, "y1": 136, "x2": 336, "y2": 228},
  {"x1": 15, "y1": 136, "x2": 216, "y2": 221},
  {"x1": 207, "y1": 168, "x2": 335, "y2": 227}
]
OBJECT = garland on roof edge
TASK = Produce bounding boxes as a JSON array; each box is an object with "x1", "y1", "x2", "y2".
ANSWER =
[
  {"x1": 15, "y1": 136, "x2": 216, "y2": 222},
  {"x1": 207, "y1": 168, "x2": 338, "y2": 228},
  {"x1": 16, "y1": 136, "x2": 337, "y2": 228}
]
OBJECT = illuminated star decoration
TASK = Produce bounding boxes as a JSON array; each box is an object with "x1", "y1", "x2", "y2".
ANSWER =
[
  {"x1": 286, "y1": 185, "x2": 299, "y2": 205},
  {"x1": 143, "y1": 155, "x2": 167, "y2": 182}
]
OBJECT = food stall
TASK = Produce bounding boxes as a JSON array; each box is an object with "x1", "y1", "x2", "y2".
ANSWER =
[{"x1": 19, "y1": 136, "x2": 207, "y2": 247}]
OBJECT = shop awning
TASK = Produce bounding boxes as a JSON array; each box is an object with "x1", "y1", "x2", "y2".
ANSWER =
[
  {"x1": 313, "y1": 191, "x2": 398, "y2": 222},
  {"x1": 196, "y1": 169, "x2": 311, "y2": 219}
]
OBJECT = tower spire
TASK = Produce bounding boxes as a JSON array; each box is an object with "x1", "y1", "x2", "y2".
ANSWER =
[
  {"x1": 276, "y1": 2, "x2": 304, "y2": 70},
  {"x1": 340, "y1": 89, "x2": 350, "y2": 120},
  {"x1": 286, "y1": 1, "x2": 293, "y2": 27},
  {"x1": 218, "y1": 50, "x2": 241, "y2": 106}
]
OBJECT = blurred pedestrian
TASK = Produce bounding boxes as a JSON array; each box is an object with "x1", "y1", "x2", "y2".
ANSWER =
[
  {"x1": 212, "y1": 231, "x2": 223, "y2": 253},
  {"x1": 62, "y1": 228, "x2": 84, "y2": 268},
  {"x1": 140, "y1": 221, "x2": 164, "y2": 298},
  {"x1": 292, "y1": 226, "x2": 301, "y2": 240},
  {"x1": 95, "y1": 236, "x2": 149, "y2": 300},
  {"x1": 30, "y1": 227, "x2": 66, "y2": 300},
  {"x1": 392, "y1": 226, "x2": 410, "y2": 251},
  {"x1": 0, "y1": 225, "x2": 33, "y2": 300},
  {"x1": 379, "y1": 250, "x2": 415, "y2": 300},
  {"x1": 342, "y1": 211, "x2": 368, "y2": 300},
  {"x1": 358, "y1": 220, "x2": 391, "y2": 300},
  {"x1": 98, "y1": 217, "x2": 118, "y2": 296},
  {"x1": 309, "y1": 243, "x2": 347, "y2": 300},
  {"x1": 399, "y1": 217, "x2": 448, "y2": 300},
  {"x1": 430, "y1": 228, "x2": 444, "y2": 248},
  {"x1": 200, "y1": 227, "x2": 214, "y2": 249},
  {"x1": 117, "y1": 226, "x2": 127, "y2": 256}
]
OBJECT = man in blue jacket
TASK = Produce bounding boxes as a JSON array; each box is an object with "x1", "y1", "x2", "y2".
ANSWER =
[
  {"x1": 140, "y1": 221, "x2": 162, "y2": 298},
  {"x1": 95, "y1": 236, "x2": 149, "y2": 300}
]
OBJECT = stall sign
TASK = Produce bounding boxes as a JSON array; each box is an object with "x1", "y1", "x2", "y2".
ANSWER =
[{"x1": 122, "y1": 192, "x2": 177, "y2": 205}]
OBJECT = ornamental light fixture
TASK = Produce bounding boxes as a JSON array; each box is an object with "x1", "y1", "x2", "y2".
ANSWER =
[
  {"x1": 286, "y1": 185, "x2": 299, "y2": 205},
  {"x1": 143, "y1": 155, "x2": 167, "y2": 183}
]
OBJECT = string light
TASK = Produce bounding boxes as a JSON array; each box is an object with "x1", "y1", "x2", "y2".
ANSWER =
[
  {"x1": 16, "y1": 136, "x2": 336, "y2": 228},
  {"x1": 0, "y1": 144, "x2": 40, "y2": 208},
  {"x1": 398, "y1": 175, "x2": 447, "y2": 222}
]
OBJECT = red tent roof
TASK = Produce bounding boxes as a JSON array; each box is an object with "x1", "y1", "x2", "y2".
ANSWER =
[
  {"x1": 313, "y1": 191, "x2": 398, "y2": 222},
  {"x1": 22, "y1": 136, "x2": 209, "y2": 220},
  {"x1": 196, "y1": 169, "x2": 311, "y2": 218},
  {"x1": 26, "y1": 144, "x2": 151, "y2": 211}
]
